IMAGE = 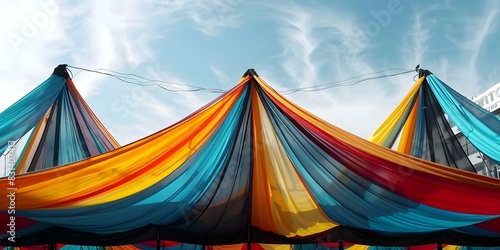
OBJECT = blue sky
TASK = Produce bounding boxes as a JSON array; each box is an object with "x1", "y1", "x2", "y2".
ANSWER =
[{"x1": 1, "y1": 0, "x2": 499, "y2": 145}]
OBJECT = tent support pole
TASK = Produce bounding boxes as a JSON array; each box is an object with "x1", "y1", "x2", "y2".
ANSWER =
[
  {"x1": 338, "y1": 226, "x2": 344, "y2": 250},
  {"x1": 247, "y1": 225, "x2": 251, "y2": 250},
  {"x1": 49, "y1": 227, "x2": 56, "y2": 250},
  {"x1": 437, "y1": 234, "x2": 442, "y2": 250},
  {"x1": 156, "y1": 226, "x2": 161, "y2": 250}
]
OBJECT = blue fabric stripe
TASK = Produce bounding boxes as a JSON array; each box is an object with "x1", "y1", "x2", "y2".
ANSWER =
[
  {"x1": 60, "y1": 245, "x2": 106, "y2": 250},
  {"x1": 426, "y1": 75, "x2": 500, "y2": 163},
  {"x1": 0, "y1": 75, "x2": 66, "y2": 154},
  {"x1": 454, "y1": 224, "x2": 500, "y2": 238},
  {"x1": 58, "y1": 87, "x2": 90, "y2": 165}
]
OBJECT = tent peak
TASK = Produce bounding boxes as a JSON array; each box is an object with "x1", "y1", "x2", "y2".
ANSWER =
[
  {"x1": 53, "y1": 64, "x2": 70, "y2": 79},
  {"x1": 243, "y1": 69, "x2": 259, "y2": 77},
  {"x1": 418, "y1": 68, "x2": 432, "y2": 78}
]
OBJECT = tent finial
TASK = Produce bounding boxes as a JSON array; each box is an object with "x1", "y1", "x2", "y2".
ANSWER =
[
  {"x1": 53, "y1": 64, "x2": 70, "y2": 79},
  {"x1": 417, "y1": 65, "x2": 432, "y2": 78},
  {"x1": 243, "y1": 69, "x2": 258, "y2": 77}
]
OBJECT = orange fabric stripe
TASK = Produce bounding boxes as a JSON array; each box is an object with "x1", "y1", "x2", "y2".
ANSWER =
[{"x1": 397, "y1": 91, "x2": 420, "y2": 154}]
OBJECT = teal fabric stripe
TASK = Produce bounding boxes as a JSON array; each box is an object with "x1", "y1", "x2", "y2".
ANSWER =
[
  {"x1": 58, "y1": 86, "x2": 90, "y2": 165},
  {"x1": 0, "y1": 75, "x2": 66, "y2": 154},
  {"x1": 410, "y1": 88, "x2": 426, "y2": 157},
  {"x1": 455, "y1": 224, "x2": 500, "y2": 238},
  {"x1": 426, "y1": 75, "x2": 500, "y2": 163},
  {"x1": 60, "y1": 246, "x2": 106, "y2": 250}
]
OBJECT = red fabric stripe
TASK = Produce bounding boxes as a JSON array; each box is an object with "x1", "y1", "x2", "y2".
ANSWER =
[
  {"x1": 0, "y1": 213, "x2": 37, "y2": 230},
  {"x1": 247, "y1": 243, "x2": 266, "y2": 250},
  {"x1": 319, "y1": 242, "x2": 354, "y2": 248},
  {"x1": 474, "y1": 218, "x2": 500, "y2": 233},
  {"x1": 405, "y1": 244, "x2": 445, "y2": 250},
  {"x1": 135, "y1": 240, "x2": 180, "y2": 247}
]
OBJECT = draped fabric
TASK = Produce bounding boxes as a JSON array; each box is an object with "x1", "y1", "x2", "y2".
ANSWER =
[
  {"x1": 0, "y1": 75, "x2": 65, "y2": 155},
  {"x1": 0, "y1": 65, "x2": 119, "y2": 173},
  {"x1": 295, "y1": 244, "x2": 500, "y2": 250},
  {"x1": 4, "y1": 242, "x2": 499, "y2": 250},
  {"x1": 425, "y1": 74, "x2": 500, "y2": 163},
  {"x1": 359, "y1": 70, "x2": 500, "y2": 249},
  {"x1": 1, "y1": 69, "x2": 500, "y2": 247},
  {"x1": 368, "y1": 73, "x2": 479, "y2": 172},
  {"x1": 369, "y1": 76, "x2": 424, "y2": 148},
  {"x1": 0, "y1": 65, "x2": 119, "y2": 248}
]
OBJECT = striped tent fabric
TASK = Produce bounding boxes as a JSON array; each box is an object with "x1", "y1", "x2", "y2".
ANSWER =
[
  {"x1": 0, "y1": 65, "x2": 119, "y2": 249},
  {"x1": 1, "y1": 69, "x2": 500, "y2": 247},
  {"x1": 0, "y1": 65, "x2": 119, "y2": 173},
  {"x1": 369, "y1": 69, "x2": 500, "y2": 169},
  {"x1": 343, "y1": 69, "x2": 500, "y2": 250},
  {"x1": 4, "y1": 242, "x2": 500, "y2": 250}
]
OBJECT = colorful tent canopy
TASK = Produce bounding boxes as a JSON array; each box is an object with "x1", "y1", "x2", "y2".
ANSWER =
[
  {"x1": 0, "y1": 65, "x2": 119, "y2": 173},
  {"x1": 0, "y1": 65, "x2": 120, "y2": 249},
  {"x1": 369, "y1": 69, "x2": 500, "y2": 168},
  {"x1": 350, "y1": 70, "x2": 500, "y2": 250},
  {"x1": 1, "y1": 69, "x2": 500, "y2": 247},
  {"x1": 5, "y1": 242, "x2": 479, "y2": 250}
]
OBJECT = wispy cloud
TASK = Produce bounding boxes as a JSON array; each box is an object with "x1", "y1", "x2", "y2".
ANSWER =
[
  {"x1": 0, "y1": 0, "x2": 212, "y2": 145},
  {"x1": 461, "y1": 3, "x2": 499, "y2": 94},
  {"x1": 68, "y1": 0, "x2": 162, "y2": 97},
  {"x1": 403, "y1": 1, "x2": 500, "y2": 97},
  {"x1": 210, "y1": 64, "x2": 232, "y2": 87},
  {"x1": 0, "y1": 0, "x2": 162, "y2": 102},
  {"x1": 145, "y1": 66, "x2": 208, "y2": 110},
  {"x1": 0, "y1": 0, "x2": 69, "y2": 109},
  {"x1": 265, "y1": 2, "x2": 414, "y2": 138},
  {"x1": 99, "y1": 88, "x2": 178, "y2": 145},
  {"x1": 270, "y1": 2, "x2": 372, "y2": 88},
  {"x1": 151, "y1": 0, "x2": 245, "y2": 36},
  {"x1": 2, "y1": 0, "x2": 499, "y2": 144},
  {"x1": 278, "y1": 8, "x2": 317, "y2": 87},
  {"x1": 186, "y1": 1, "x2": 243, "y2": 36},
  {"x1": 402, "y1": 9, "x2": 429, "y2": 70}
]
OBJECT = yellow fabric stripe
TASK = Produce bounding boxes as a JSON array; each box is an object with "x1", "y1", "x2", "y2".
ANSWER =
[
  {"x1": 368, "y1": 77, "x2": 424, "y2": 146},
  {"x1": 443, "y1": 245, "x2": 461, "y2": 250},
  {"x1": 396, "y1": 92, "x2": 420, "y2": 154},
  {"x1": 0, "y1": 84, "x2": 246, "y2": 209},
  {"x1": 254, "y1": 76, "x2": 500, "y2": 188},
  {"x1": 211, "y1": 244, "x2": 245, "y2": 250},
  {"x1": 259, "y1": 244, "x2": 294, "y2": 250},
  {"x1": 347, "y1": 245, "x2": 370, "y2": 250},
  {"x1": 251, "y1": 87, "x2": 336, "y2": 237},
  {"x1": 252, "y1": 86, "x2": 279, "y2": 233},
  {"x1": 15, "y1": 107, "x2": 52, "y2": 174}
]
